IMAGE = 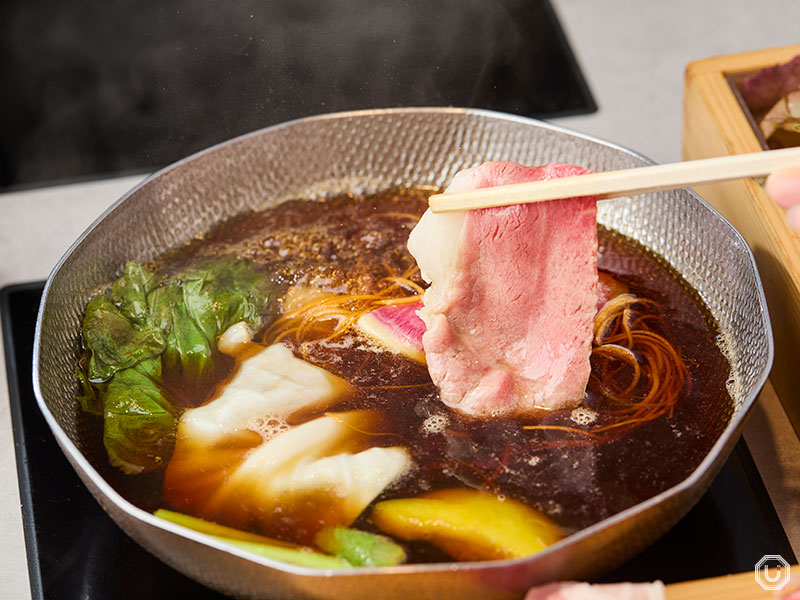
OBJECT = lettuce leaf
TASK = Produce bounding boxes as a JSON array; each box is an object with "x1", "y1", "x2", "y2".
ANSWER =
[
  {"x1": 178, "y1": 256, "x2": 278, "y2": 340},
  {"x1": 149, "y1": 283, "x2": 216, "y2": 392},
  {"x1": 111, "y1": 260, "x2": 161, "y2": 325},
  {"x1": 82, "y1": 294, "x2": 166, "y2": 382},
  {"x1": 103, "y1": 358, "x2": 177, "y2": 474},
  {"x1": 79, "y1": 257, "x2": 280, "y2": 474},
  {"x1": 83, "y1": 261, "x2": 166, "y2": 382},
  {"x1": 76, "y1": 364, "x2": 103, "y2": 415}
]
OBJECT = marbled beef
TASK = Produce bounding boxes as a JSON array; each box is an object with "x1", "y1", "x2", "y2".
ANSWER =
[{"x1": 407, "y1": 162, "x2": 597, "y2": 417}]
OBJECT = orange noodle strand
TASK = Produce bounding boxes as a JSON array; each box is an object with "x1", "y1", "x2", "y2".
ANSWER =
[
  {"x1": 263, "y1": 266, "x2": 423, "y2": 358},
  {"x1": 526, "y1": 293, "x2": 688, "y2": 443},
  {"x1": 324, "y1": 412, "x2": 411, "y2": 444}
]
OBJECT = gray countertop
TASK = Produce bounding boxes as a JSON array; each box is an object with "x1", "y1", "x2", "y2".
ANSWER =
[{"x1": 3, "y1": 1, "x2": 800, "y2": 597}]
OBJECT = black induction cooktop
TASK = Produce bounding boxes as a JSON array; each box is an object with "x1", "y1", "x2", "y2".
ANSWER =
[
  {"x1": 2, "y1": 281, "x2": 796, "y2": 599},
  {"x1": 0, "y1": 0, "x2": 595, "y2": 191}
]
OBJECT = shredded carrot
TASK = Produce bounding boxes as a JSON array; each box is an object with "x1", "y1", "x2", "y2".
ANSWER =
[
  {"x1": 324, "y1": 412, "x2": 411, "y2": 444},
  {"x1": 267, "y1": 266, "x2": 686, "y2": 448},
  {"x1": 522, "y1": 424, "x2": 605, "y2": 439},
  {"x1": 262, "y1": 265, "x2": 423, "y2": 358},
  {"x1": 525, "y1": 294, "x2": 688, "y2": 444}
]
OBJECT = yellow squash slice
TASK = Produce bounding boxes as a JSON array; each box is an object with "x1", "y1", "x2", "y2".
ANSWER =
[{"x1": 371, "y1": 488, "x2": 562, "y2": 561}]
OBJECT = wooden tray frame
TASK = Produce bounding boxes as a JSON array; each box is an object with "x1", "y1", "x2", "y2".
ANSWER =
[{"x1": 683, "y1": 44, "x2": 800, "y2": 437}]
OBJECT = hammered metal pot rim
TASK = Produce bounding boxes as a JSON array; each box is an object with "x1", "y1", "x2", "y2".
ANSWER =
[{"x1": 32, "y1": 107, "x2": 774, "y2": 583}]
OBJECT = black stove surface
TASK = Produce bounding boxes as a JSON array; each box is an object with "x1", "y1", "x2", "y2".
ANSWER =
[
  {"x1": 0, "y1": 0, "x2": 595, "y2": 191},
  {"x1": 2, "y1": 281, "x2": 796, "y2": 598}
]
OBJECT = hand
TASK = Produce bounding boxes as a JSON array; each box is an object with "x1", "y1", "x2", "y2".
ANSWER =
[{"x1": 765, "y1": 167, "x2": 800, "y2": 234}]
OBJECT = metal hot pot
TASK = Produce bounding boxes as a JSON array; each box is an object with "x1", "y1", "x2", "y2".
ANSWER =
[{"x1": 33, "y1": 108, "x2": 772, "y2": 599}]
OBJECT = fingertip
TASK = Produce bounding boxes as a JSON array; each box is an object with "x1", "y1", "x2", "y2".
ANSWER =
[
  {"x1": 786, "y1": 205, "x2": 800, "y2": 235},
  {"x1": 765, "y1": 167, "x2": 800, "y2": 209}
]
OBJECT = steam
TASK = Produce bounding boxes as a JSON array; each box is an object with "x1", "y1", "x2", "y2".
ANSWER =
[{"x1": 2, "y1": 0, "x2": 519, "y2": 187}]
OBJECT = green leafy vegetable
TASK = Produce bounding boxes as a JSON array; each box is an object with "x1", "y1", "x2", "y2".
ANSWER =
[
  {"x1": 155, "y1": 509, "x2": 351, "y2": 569},
  {"x1": 79, "y1": 257, "x2": 281, "y2": 474},
  {"x1": 111, "y1": 260, "x2": 161, "y2": 325},
  {"x1": 83, "y1": 261, "x2": 166, "y2": 382},
  {"x1": 314, "y1": 525, "x2": 407, "y2": 567},
  {"x1": 103, "y1": 358, "x2": 177, "y2": 474},
  {"x1": 149, "y1": 283, "x2": 215, "y2": 391},
  {"x1": 76, "y1": 364, "x2": 102, "y2": 415},
  {"x1": 82, "y1": 295, "x2": 166, "y2": 382},
  {"x1": 222, "y1": 538, "x2": 351, "y2": 570},
  {"x1": 178, "y1": 257, "x2": 278, "y2": 340}
]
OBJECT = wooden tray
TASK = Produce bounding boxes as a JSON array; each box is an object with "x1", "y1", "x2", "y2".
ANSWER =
[
  {"x1": 665, "y1": 566, "x2": 798, "y2": 599},
  {"x1": 683, "y1": 44, "x2": 800, "y2": 438}
]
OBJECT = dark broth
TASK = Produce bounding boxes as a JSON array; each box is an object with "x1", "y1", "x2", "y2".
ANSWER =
[{"x1": 120, "y1": 188, "x2": 732, "y2": 560}]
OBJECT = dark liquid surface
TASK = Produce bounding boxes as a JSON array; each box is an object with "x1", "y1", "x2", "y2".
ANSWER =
[{"x1": 113, "y1": 188, "x2": 732, "y2": 561}]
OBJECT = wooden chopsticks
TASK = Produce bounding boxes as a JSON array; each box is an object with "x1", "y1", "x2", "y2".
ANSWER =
[{"x1": 427, "y1": 147, "x2": 800, "y2": 213}]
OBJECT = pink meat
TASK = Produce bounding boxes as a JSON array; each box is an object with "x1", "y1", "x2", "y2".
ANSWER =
[
  {"x1": 407, "y1": 162, "x2": 597, "y2": 418},
  {"x1": 524, "y1": 581, "x2": 665, "y2": 600}
]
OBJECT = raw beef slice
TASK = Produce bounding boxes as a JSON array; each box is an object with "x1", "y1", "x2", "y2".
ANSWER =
[{"x1": 407, "y1": 161, "x2": 598, "y2": 418}]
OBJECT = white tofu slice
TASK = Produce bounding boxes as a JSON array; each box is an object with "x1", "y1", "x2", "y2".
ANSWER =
[
  {"x1": 203, "y1": 412, "x2": 411, "y2": 527},
  {"x1": 180, "y1": 343, "x2": 350, "y2": 446},
  {"x1": 224, "y1": 410, "x2": 372, "y2": 480},
  {"x1": 164, "y1": 345, "x2": 410, "y2": 531},
  {"x1": 270, "y1": 447, "x2": 411, "y2": 520},
  {"x1": 217, "y1": 321, "x2": 253, "y2": 356}
]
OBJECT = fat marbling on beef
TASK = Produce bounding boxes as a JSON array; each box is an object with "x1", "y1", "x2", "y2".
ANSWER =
[{"x1": 407, "y1": 161, "x2": 598, "y2": 418}]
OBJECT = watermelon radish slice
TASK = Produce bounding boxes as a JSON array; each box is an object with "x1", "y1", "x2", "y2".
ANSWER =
[
  {"x1": 356, "y1": 303, "x2": 426, "y2": 364},
  {"x1": 356, "y1": 278, "x2": 624, "y2": 364},
  {"x1": 597, "y1": 272, "x2": 628, "y2": 309}
]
